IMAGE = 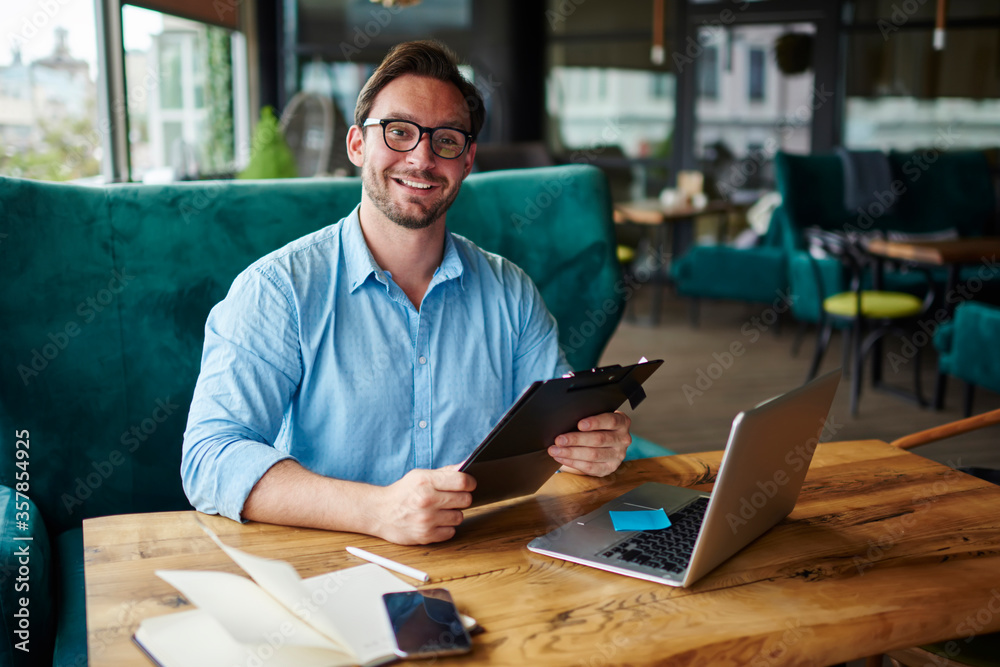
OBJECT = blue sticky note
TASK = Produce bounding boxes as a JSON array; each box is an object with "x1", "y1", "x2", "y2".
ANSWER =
[{"x1": 609, "y1": 508, "x2": 671, "y2": 531}]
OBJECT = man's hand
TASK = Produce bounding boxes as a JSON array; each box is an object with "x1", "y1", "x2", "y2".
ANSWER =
[
  {"x1": 373, "y1": 466, "x2": 476, "y2": 545},
  {"x1": 547, "y1": 411, "x2": 632, "y2": 477}
]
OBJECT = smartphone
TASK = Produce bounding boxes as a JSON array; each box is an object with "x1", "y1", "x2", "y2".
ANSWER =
[{"x1": 382, "y1": 589, "x2": 472, "y2": 659}]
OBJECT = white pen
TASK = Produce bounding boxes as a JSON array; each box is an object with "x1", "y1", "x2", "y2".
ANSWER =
[{"x1": 346, "y1": 546, "x2": 430, "y2": 582}]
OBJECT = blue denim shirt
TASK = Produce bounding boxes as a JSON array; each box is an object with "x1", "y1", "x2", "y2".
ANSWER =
[{"x1": 182, "y1": 205, "x2": 570, "y2": 521}]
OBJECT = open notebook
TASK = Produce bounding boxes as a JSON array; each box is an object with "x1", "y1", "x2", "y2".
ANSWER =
[{"x1": 133, "y1": 522, "x2": 474, "y2": 667}]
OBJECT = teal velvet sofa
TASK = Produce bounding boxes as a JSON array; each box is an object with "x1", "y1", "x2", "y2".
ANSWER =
[
  {"x1": 0, "y1": 164, "x2": 654, "y2": 666},
  {"x1": 935, "y1": 301, "x2": 1000, "y2": 416}
]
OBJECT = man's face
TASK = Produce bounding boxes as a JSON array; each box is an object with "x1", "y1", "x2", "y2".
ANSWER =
[{"x1": 348, "y1": 74, "x2": 477, "y2": 231}]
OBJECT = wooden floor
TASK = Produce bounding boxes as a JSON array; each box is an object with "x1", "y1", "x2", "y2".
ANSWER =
[{"x1": 599, "y1": 287, "x2": 1000, "y2": 471}]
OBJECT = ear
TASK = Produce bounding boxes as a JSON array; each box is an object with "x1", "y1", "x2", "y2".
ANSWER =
[
  {"x1": 461, "y1": 142, "x2": 477, "y2": 180},
  {"x1": 346, "y1": 125, "x2": 365, "y2": 168}
]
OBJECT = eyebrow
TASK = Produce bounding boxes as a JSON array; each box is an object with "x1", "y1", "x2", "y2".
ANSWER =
[{"x1": 380, "y1": 111, "x2": 470, "y2": 131}]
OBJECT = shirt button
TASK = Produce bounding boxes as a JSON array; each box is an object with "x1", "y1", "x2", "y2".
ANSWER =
[
  {"x1": 418, "y1": 356, "x2": 427, "y2": 365},
  {"x1": 418, "y1": 420, "x2": 427, "y2": 429}
]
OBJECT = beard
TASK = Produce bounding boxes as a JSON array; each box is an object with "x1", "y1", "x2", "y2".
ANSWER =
[{"x1": 362, "y1": 160, "x2": 462, "y2": 231}]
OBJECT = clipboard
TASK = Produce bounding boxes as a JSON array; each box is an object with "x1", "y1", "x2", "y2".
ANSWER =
[{"x1": 460, "y1": 359, "x2": 663, "y2": 507}]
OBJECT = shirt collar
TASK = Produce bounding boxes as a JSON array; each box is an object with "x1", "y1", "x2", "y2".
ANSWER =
[{"x1": 344, "y1": 205, "x2": 466, "y2": 293}]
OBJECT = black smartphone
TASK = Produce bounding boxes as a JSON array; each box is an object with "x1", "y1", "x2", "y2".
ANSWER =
[{"x1": 382, "y1": 589, "x2": 472, "y2": 659}]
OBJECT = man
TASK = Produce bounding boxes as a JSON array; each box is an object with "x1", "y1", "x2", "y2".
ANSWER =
[{"x1": 182, "y1": 40, "x2": 631, "y2": 545}]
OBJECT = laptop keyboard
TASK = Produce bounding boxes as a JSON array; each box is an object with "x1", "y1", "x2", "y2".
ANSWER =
[{"x1": 598, "y1": 496, "x2": 709, "y2": 574}]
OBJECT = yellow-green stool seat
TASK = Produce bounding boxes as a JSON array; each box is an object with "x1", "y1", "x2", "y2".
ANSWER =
[
  {"x1": 823, "y1": 291, "x2": 923, "y2": 319},
  {"x1": 617, "y1": 245, "x2": 636, "y2": 264}
]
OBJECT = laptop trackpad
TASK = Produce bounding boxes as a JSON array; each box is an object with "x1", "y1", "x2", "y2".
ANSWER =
[{"x1": 576, "y1": 483, "x2": 702, "y2": 526}]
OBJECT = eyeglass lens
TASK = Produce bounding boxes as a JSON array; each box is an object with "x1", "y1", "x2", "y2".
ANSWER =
[{"x1": 382, "y1": 120, "x2": 467, "y2": 159}]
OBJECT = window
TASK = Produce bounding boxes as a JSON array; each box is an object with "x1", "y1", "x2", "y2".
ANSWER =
[
  {"x1": 693, "y1": 24, "x2": 814, "y2": 198},
  {"x1": 0, "y1": 4, "x2": 102, "y2": 181},
  {"x1": 843, "y1": 26, "x2": 1000, "y2": 150},
  {"x1": 698, "y1": 45, "x2": 719, "y2": 99},
  {"x1": 122, "y1": 5, "x2": 248, "y2": 181},
  {"x1": 545, "y1": 0, "x2": 676, "y2": 199},
  {"x1": 748, "y1": 47, "x2": 766, "y2": 101}
]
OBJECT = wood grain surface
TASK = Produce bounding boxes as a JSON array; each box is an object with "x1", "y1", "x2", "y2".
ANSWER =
[
  {"x1": 865, "y1": 237, "x2": 1000, "y2": 266},
  {"x1": 84, "y1": 441, "x2": 1000, "y2": 666},
  {"x1": 613, "y1": 199, "x2": 731, "y2": 225}
]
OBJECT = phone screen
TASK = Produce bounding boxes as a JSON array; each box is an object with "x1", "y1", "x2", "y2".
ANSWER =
[{"x1": 382, "y1": 589, "x2": 472, "y2": 658}]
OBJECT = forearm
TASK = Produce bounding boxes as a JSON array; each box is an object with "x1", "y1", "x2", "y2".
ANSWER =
[{"x1": 241, "y1": 459, "x2": 386, "y2": 536}]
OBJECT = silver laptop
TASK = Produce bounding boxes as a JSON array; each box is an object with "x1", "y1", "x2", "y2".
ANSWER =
[{"x1": 527, "y1": 369, "x2": 841, "y2": 587}]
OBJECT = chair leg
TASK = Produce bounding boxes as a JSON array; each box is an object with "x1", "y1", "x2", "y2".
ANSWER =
[
  {"x1": 840, "y1": 323, "x2": 852, "y2": 378},
  {"x1": 791, "y1": 320, "x2": 808, "y2": 357},
  {"x1": 934, "y1": 372, "x2": 948, "y2": 410},
  {"x1": 851, "y1": 319, "x2": 864, "y2": 417},
  {"x1": 964, "y1": 382, "x2": 975, "y2": 418},
  {"x1": 807, "y1": 322, "x2": 833, "y2": 382},
  {"x1": 911, "y1": 344, "x2": 926, "y2": 407}
]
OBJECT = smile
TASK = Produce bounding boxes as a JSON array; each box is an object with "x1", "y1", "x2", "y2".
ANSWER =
[{"x1": 396, "y1": 178, "x2": 434, "y2": 190}]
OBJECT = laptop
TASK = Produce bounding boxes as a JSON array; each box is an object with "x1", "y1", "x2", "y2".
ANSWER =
[{"x1": 527, "y1": 369, "x2": 841, "y2": 587}]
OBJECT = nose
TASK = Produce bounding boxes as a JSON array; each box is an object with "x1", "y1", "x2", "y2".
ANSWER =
[{"x1": 406, "y1": 132, "x2": 437, "y2": 169}]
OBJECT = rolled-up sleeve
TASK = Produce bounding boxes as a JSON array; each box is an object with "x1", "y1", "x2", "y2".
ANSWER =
[{"x1": 181, "y1": 266, "x2": 303, "y2": 521}]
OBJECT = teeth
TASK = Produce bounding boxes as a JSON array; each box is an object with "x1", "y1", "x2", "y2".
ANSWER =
[{"x1": 399, "y1": 179, "x2": 432, "y2": 189}]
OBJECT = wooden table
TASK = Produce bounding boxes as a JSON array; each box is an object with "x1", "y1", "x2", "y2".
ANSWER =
[
  {"x1": 613, "y1": 199, "x2": 737, "y2": 324},
  {"x1": 865, "y1": 237, "x2": 1000, "y2": 267},
  {"x1": 85, "y1": 441, "x2": 1000, "y2": 666},
  {"x1": 866, "y1": 237, "x2": 1000, "y2": 408}
]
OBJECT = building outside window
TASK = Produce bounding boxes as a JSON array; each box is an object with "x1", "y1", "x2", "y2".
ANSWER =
[
  {"x1": 123, "y1": 6, "x2": 248, "y2": 182},
  {"x1": 693, "y1": 24, "x2": 814, "y2": 196},
  {"x1": 0, "y1": 2, "x2": 102, "y2": 182}
]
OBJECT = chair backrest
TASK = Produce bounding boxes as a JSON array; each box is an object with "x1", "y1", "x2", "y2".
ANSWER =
[
  {"x1": 0, "y1": 165, "x2": 622, "y2": 533},
  {"x1": 772, "y1": 150, "x2": 996, "y2": 251}
]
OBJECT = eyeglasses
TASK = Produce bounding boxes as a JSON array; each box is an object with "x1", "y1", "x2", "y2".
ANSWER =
[{"x1": 362, "y1": 118, "x2": 472, "y2": 159}]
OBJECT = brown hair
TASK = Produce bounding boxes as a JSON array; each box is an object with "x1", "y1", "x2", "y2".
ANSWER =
[{"x1": 354, "y1": 40, "x2": 485, "y2": 141}]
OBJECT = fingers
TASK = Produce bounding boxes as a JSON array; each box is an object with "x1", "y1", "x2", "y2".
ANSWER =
[
  {"x1": 430, "y1": 468, "x2": 477, "y2": 493},
  {"x1": 576, "y1": 411, "x2": 631, "y2": 433},
  {"x1": 549, "y1": 411, "x2": 632, "y2": 477},
  {"x1": 376, "y1": 469, "x2": 474, "y2": 545}
]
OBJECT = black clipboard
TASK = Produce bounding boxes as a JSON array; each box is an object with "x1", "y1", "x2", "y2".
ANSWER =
[{"x1": 459, "y1": 359, "x2": 663, "y2": 507}]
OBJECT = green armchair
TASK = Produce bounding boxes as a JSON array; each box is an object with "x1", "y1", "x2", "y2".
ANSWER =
[
  {"x1": 782, "y1": 149, "x2": 997, "y2": 327},
  {"x1": 0, "y1": 165, "x2": 648, "y2": 666},
  {"x1": 934, "y1": 301, "x2": 1000, "y2": 416}
]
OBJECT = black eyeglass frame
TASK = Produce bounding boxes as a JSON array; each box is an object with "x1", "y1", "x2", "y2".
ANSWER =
[{"x1": 362, "y1": 118, "x2": 473, "y2": 159}]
